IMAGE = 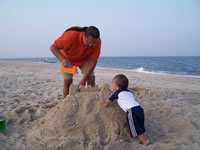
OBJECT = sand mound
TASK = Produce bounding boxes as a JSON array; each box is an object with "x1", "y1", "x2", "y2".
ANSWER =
[
  {"x1": 24, "y1": 84, "x2": 137, "y2": 150},
  {"x1": 16, "y1": 84, "x2": 200, "y2": 150}
]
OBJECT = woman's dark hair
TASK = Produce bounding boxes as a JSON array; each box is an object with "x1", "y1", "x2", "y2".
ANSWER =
[
  {"x1": 113, "y1": 74, "x2": 129, "y2": 89},
  {"x1": 65, "y1": 26, "x2": 100, "y2": 39},
  {"x1": 65, "y1": 26, "x2": 88, "y2": 32}
]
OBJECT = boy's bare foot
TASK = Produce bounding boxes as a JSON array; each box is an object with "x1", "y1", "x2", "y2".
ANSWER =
[
  {"x1": 138, "y1": 134, "x2": 150, "y2": 146},
  {"x1": 143, "y1": 138, "x2": 150, "y2": 146}
]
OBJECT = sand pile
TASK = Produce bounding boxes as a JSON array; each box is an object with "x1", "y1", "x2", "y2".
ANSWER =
[
  {"x1": 14, "y1": 84, "x2": 200, "y2": 150},
  {"x1": 24, "y1": 84, "x2": 136, "y2": 150}
]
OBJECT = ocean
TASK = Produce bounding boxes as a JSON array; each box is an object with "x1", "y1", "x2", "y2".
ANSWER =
[{"x1": 0, "y1": 56, "x2": 200, "y2": 78}]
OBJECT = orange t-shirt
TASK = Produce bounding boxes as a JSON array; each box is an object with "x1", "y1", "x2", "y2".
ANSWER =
[{"x1": 53, "y1": 29, "x2": 101, "y2": 66}]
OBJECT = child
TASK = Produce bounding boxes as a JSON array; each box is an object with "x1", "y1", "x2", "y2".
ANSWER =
[{"x1": 101, "y1": 74, "x2": 150, "y2": 145}]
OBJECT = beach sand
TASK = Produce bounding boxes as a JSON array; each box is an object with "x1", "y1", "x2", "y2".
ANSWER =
[{"x1": 0, "y1": 62, "x2": 200, "y2": 150}]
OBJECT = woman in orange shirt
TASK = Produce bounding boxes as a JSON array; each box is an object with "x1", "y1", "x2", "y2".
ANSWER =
[{"x1": 50, "y1": 26, "x2": 101, "y2": 98}]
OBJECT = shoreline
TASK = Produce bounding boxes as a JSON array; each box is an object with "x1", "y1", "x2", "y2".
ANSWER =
[
  {"x1": 1, "y1": 60, "x2": 200, "y2": 79},
  {"x1": 1, "y1": 61, "x2": 200, "y2": 92},
  {"x1": 96, "y1": 66, "x2": 200, "y2": 79}
]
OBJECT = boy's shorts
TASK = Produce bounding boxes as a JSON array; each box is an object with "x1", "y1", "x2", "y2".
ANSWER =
[
  {"x1": 61, "y1": 60, "x2": 94, "y2": 79},
  {"x1": 126, "y1": 106, "x2": 145, "y2": 137}
]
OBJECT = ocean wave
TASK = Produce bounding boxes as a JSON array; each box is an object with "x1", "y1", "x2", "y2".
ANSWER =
[
  {"x1": 130, "y1": 67, "x2": 149, "y2": 73},
  {"x1": 96, "y1": 66, "x2": 200, "y2": 78}
]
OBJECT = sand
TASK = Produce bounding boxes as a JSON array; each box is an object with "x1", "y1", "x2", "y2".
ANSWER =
[{"x1": 0, "y1": 62, "x2": 200, "y2": 150}]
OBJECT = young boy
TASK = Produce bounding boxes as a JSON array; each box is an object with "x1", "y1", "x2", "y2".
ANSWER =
[{"x1": 101, "y1": 74, "x2": 150, "y2": 145}]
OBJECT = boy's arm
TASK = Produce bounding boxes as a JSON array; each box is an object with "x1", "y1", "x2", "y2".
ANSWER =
[{"x1": 101, "y1": 99, "x2": 112, "y2": 107}]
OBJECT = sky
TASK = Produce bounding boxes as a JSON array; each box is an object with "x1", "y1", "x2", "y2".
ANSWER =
[{"x1": 0, "y1": 0, "x2": 200, "y2": 58}]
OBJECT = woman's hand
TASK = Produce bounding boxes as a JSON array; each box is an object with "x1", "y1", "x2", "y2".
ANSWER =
[
  {"x1": 61, "y1": 58, "x2": 72, "y2": 68},
  {"x1": 79, "y1": 78, "x2": 87, "y2": 87}
]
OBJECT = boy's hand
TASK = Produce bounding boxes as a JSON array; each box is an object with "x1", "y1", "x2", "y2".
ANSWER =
[
  {"x1": 101, "y1": 101, "x2": 107, "y2": 107},
  {"x1": 101, "y1": 99, "x2": 112, "y2": 107}
]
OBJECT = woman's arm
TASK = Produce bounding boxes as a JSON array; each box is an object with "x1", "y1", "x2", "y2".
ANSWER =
[{"x1": 50, "y1": 44, "x2": 72, "y2": 67}]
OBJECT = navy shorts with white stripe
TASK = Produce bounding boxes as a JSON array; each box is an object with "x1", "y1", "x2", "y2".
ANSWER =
[{"x1": 126, "y1": 106, "x2": 145, "y2": 137}]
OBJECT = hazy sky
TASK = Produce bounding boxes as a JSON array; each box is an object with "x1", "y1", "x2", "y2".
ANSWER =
[{"x1": 0, "y1": 0, "x2": 200, "y2": 58}]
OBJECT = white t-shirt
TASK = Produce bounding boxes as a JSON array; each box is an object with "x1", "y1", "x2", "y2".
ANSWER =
[{"x1": 109, "y1": 89, "x2": 139, "y2": 112}]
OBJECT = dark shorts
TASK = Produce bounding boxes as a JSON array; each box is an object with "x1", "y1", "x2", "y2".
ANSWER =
[{"x1": 126, "y1": 106, "x2": 145, "y2": 137}]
